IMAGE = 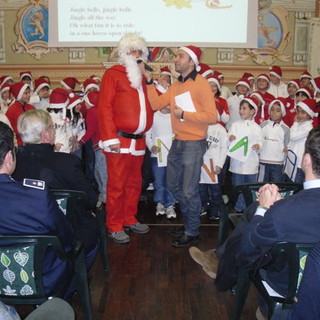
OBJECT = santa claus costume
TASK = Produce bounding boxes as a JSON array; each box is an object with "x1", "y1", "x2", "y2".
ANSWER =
[{"x1": 98, "y1": 33, "x2": 154, "y2": 243}]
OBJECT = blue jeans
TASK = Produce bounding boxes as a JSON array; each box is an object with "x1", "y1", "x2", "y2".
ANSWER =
[
  {"x1": 94, "y1": 149, "x2": 107, "y2": 203},
  {"x1": 260, "y1": 163, "x2": 285, "y2": 183},
  {"x1": 232, "y1": 173, "x2": 258, "y2": 211},
  {"x1": 167, "y1": 139, "x2": 207, "y2": 236},
  {"x1": 150, "y1": 157, "x2": 175, "y2": 208},
  {"x1": 199, "y1": 182, "x2": 222, "y2": 217}
]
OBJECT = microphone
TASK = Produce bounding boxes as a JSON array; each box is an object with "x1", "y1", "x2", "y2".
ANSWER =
[{"x1": 137, "y1": 59, "x2": 153, "y2": 72}]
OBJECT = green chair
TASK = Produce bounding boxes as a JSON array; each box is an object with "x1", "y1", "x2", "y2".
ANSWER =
[
  {"x1": 51, "y1": 189, "x2": 109, "y2": 272},
  {"x1": 0, "y1": 235, "x2": 92, "y2": 320}
]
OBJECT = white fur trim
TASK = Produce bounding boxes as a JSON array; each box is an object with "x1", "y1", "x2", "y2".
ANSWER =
[
  {"x1": 207, "y1": 78, "x2": 221, "y2": 90},
  {"x1": 19, "y1": 73, "x2": 32, "y2": 81},
  {"x1": 236, "y1": 80, "x2": 251, "y2": 90},
  {"x1": 84, "y1": 94, "x2": 94, "y2": 107},
  {"x1": 35, "y1": 83, "x2": 49, "y2": 94},
  {"x1": 297, "y1": 101, "x2": 315, "y2": 117},
  {"x1": 134, "y1": 86, "x2": 147, "y2": 134},
  {"x1": 60, "y1": 80, "x2": 72, "y2": 91},
  {"x1": 201, "y1": 69, "x2": 213, "y2": 78},
  {"x1": 67, "y1": 98, "x2": 82, "y2": 110},
  {"x1": 179, "y1": 46, "x2": 199, "y2": 68},
  {"x1": 17, "y1": 83, "x2": 30, "y2": 100},
  {"x1": 269, "y1": 100, "x2": 286, "y2": 117},
  {"x1": 50, "y1": 99, "x2": 69, "y2": 109},
  {"x1": 84, "y1": 83, "x2": 99, "y2": 94},
  {"x1": 270, "y1": 71, "x2": 281, "y2": 79}
]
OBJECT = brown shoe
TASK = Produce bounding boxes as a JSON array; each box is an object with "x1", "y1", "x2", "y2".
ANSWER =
[{"x1": 189, "y1": 246, "x2": 219, "y2": 278}]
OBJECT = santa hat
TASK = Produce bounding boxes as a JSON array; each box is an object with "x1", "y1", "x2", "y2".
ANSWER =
[
  {"x1": 67, "y1": 95, "x2": 82, "y2": 120},
  {"x1": 19, "y1": 71, "x2": 32, "y2": 81},
  {"x1": 117, "y1": 33, "x2": 149, "y2": 63},
  {"x1": 34, "y1": 78, "x2": 50, "y2": 94},
  {"x1": 179, "y1": 45, "x2": 202, "y2": 71},
  {"x1": 90, "y1": 75, "x2": 101, "y2": 83},
  {"x1": 287, "y1": 79, "x2": 300, "y2": 90},
  {"x1": 311, "y1": 77, "x2": 320, "y2": 93},
  {"x1": 300, "y1": 71, "x2": 312, "y2": 80},
  {"x1": 83, "y1": 78, "x2": 99, "y2": 94},
  {"x1": 198, "y1": 63, "x2": 213, "y2": 78},
  {"x1": 159, "y1": 66, "x2": 173, "y2": 83},
  {"x1": 49, "y1": 88, "x2": 73, "y2": 109},
  {"x1": 213, "y1": 70, "x2": 224, "y2": 79},
  {"x1": 0, "y1": 83, "x2": 11, "y2": 95},
  {"x1": 84, "y1": 91, "x2": 100, "y2": 107},
  {"x1": 269, "y1": 66, "x2": 282, "y2": 79},
  {"x1": 296, "y1": 98, "x2": 318, "y2": 118},
  {"x1": 10, "y1": 82, "x2": 30, "y2": 100},
  {"x1": 241, "y1": 96, "x2": 259, "y2": 115},
  {"x1": 242, "y1": 72, "x2": 254, "y2": 81},
  {"x1": 235, "y1": 77, "x2": 251, "y2": 90},
  {"x1": 250, "y1": 91, "x2": 266, "y2": 118},
  {"x1": 207, "y1": 75, "x2": 221, "y2": 91},
  {"x1": 296, "y1": 86, "x2": 313, "y2": 99},
  {"x1": 268, "y1": 98, "x2": 286, "y2": 117},
  {"x1": 256, "y1": 73, "x2": 270, "y2": 83},
  {"x1": 60, "y1": 77, "x2": 80, "y2": 91},
  {"x1": 0, "y1": 76, "x2": 13, "y2": 89}
]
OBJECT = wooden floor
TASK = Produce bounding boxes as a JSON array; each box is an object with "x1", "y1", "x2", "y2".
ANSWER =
[{"x1": 69, "y1": 193, "x2": 259, "y2": 320}]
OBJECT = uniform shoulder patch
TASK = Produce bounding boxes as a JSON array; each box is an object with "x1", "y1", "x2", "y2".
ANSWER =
[{"x1": 23, "y1": 178, "x2": 45, "y2": 190}]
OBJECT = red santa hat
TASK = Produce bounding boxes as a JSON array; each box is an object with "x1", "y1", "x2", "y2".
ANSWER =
[
  {"x1": 19, "y1": 71, "x2": 32, "y2": 81},
  {"x1": 0, "y1": 83, "x2": 11, "y2": 95},
  {"x1": 296, "y1": 86, "x2": 313, "y2": 99},
  {"x1": 83, "y1": 78, "x2": 99, "y2": 94},
  {"x1": 49, "y1": 88, "x2": 73, "y2": 109},
  {"x1": 268, "y1": 98, "x2": 287, "y2": 117},
  {"x1": 159, "y1": 66, "x2": 173, "y2": 83},
  {"x1": 60, "y1": 77, "x2": 80, "y2": 91},
  {"x1": 198, "y1": 63, "x2": 214, "y2": 78},
  {"x1": 0, "y1": 76, "x2": 13, "y2": 89},
  {"x1": 34, "y1": 78, "x2": 50, "y2": 94},
  {"x1": 296, "y1": 98, "x2": 318, "y2": 118},
  {"x1": 67, "y1": 95, "x2": 82, "y2": 110},
  {"x1": 179, "y1": 45, "x2": 202, "y2": 71},
  {"x1": 213, "y1": 70, "x2": 224, "y2": 79},
  {"x1": 256, "y1": 73, "x2": 270, "y2": 83},
  {"x1": 269, "y1": 65, "x2": 282, "y2": 79},
  {"x1": 90, "y1": 75, "x2": 101, "y2": 83},
  {"x1": 241, "y1": 96, "x2": 260, "y2": 115},
  {"x1": 287, "y1": 79, "x2": 300, "y2": 90},
  {"x1": 235, "y1": 77, "x2": 251, "y2": 90},
  {"x1": 84, "y1": 91, "x2": 100, "y2": 107},
  {"x1": 207, "y1": 75, "x2": 221, "y2": 91},
  {"x1": 242, "y1": 72, "x2": 254, "y2": 81},
  {"x1": 300, "y1": 70, "x2": 312, "y2": 80},
  {"x1": 311, "y1": 77, "x2": 320, "y2": 93},
  {"x1": 10, "y1": 82, "x2": 30, "y2": 100}
]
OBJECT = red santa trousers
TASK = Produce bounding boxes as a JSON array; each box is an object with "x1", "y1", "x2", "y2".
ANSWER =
[{"x1": 106, "y1": 152, "x2": 144, "y2": 232}]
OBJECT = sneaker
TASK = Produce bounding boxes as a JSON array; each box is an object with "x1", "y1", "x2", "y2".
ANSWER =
[
  {"x1": 156, "y1": 203, "x2": 166, "y2": 216},
  {"x1": 200, "y1": 207, "x2": 208, "y2": 216},
  {"x1": 166, "y1": 205, "x2": 177, "y2": 219},
  {"x1": 124, "y1": 222, "x2": 150, "y2": 234},
  {"x1": 108, "y1": 231, "x2": 130, "y2": 244}
]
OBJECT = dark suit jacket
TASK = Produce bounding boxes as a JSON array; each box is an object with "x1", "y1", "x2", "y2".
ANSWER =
[
  {"x1": 12, "y1": 143, "x2": 99, "y2": 252},
  {"x1": 0, "y1": 174, "x2": 74, "y2": 295},
  {"x1": 239, "y1": 187, "x2": 320, "y2": 294}
]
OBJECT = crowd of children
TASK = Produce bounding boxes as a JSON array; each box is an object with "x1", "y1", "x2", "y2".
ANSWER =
[{"x1": 0, "y1": 65, "x2": 319, "y2": 219}]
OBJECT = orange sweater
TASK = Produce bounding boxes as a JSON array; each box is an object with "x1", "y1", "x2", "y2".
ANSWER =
[{"x1": 147, "y1": 74, "x2": 217, "y2": 140}]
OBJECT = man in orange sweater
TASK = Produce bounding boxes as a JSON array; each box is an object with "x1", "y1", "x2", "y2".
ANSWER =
[{"x1": 141, "y1": 46, "x2": 217, "y2": 247}]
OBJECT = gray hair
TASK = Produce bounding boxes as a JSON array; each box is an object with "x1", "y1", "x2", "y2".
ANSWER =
[{"x1": 18, "y1": 109, "x2": 53, "y2": 144}]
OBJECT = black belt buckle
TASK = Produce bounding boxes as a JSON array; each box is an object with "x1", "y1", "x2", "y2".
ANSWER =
[{"x1": 117, "y1": 130, "x2": 144, "y2": 140}]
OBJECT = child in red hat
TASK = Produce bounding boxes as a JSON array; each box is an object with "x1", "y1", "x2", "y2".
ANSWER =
[
  {"x1": 284, "y1": 98, "x2": 318, "y2": 183},
  {"x1": 6, "y1": 82, "x2": 35, "y2": 146},
  {"x1": 268, "y1": 65, "x2": 287, "y2": 98},
  {"x1": 283, "y1": 79, "x2": 300, "y2": 127},
  {"x1": 32, "y1": 78, "x2": 51, "y2": 110}
]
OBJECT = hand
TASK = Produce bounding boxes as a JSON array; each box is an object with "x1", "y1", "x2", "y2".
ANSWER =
[
  {"x1": 283, "y1": 147, "x2": 288, "y2": 153},
  {"x1": 173, "y1": 105, "x2": 184, "y2": 119},
  {"x1": 257, "y1": 183, "x2": 280, "y2": 208},
  {"x1": 110, "y1": 143, "x2": 120, "y2": 153},
  {"x1": 54, "y1": 143, "x2": 63, "y2": 151},
  {"x1": 214, "y1": 166, "x2": 221, "y2": 174},
  {"x1": 229, "y1": 135, "x2": 236, "y2": 141},
  {"x1": 252, "y1": 144, "x2": 260, "y2": 151},
  {"x1": 151, "y1": 146, "x2": 160, "y2": 154},
  {"x1": 138, "y1": 62, "x2": 152, "y2": 82}
]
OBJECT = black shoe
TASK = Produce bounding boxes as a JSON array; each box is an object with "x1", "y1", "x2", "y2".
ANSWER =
[
  {"x1": 171, "y1": 234, "x2": 199, "y2": 248},
  {"x1": 169, "y1": 226, "x2": 185, "y2": 237}
]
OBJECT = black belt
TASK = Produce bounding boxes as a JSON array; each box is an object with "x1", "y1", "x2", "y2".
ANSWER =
[{"x1": 117, "y1": 130, "x2": 144, "y2": 140}]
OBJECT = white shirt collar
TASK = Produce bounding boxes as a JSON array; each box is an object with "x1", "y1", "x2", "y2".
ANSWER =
[{"x1": 303, "y1": 179, "x2": 320, "y2": 190}]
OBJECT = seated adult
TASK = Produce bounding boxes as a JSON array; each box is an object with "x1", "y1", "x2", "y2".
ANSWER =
[
  {"x1": 0, "y1": 122, "x2": 74, "y2": 295},
  {"x1": 12, "y1": 109, "x2": 99, "y2": 266}
]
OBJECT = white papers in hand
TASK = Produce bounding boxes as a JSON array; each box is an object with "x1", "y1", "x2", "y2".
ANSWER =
[{"x1": 174, "y1": 91, "x2": 196, "y2": 112}]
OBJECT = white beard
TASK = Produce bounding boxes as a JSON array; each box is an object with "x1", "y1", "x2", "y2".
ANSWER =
[{"x1": 122, "y1": 55, "x2": 142, "y2": 89}]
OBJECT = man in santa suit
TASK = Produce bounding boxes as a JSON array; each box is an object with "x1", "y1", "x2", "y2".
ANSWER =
[{"x1": 98, "y1": 33, "x2": 154, "y2": 244}]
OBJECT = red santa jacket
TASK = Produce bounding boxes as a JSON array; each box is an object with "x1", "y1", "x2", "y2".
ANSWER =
[
  {"x1": 98, "y1": 65, "x2": 154, "y2": 155},
  {"x1": 6, "y1": 101, "x2": 35, "y2": 146}
]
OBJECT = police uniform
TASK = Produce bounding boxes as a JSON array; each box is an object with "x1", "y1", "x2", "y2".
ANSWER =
[{"x1": 0, "y1": 174, "x2": 74, "y2": 295}]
